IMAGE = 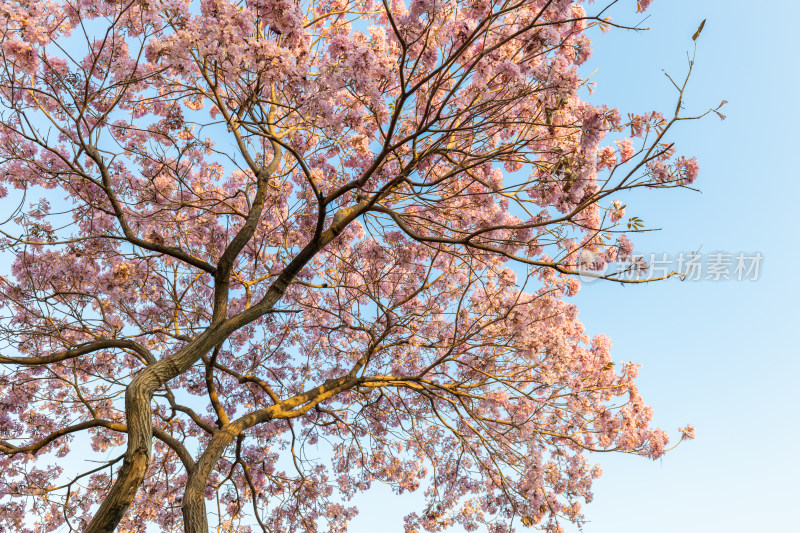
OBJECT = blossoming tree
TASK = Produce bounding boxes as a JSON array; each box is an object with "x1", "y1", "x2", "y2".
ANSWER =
[{"x1": 0, "y1": 0, "x2": 709, "y2": 531}]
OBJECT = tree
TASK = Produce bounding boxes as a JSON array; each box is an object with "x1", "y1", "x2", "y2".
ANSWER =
[{"x1": 0, "y1": 0, "x2": 708, "y2": 531}]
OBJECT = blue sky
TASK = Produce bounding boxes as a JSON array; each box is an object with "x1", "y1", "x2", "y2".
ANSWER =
[
  {"x1": 561, "y1": 2, "x2": 800, "y2": 531},
  {"x1": 351, "y1": 1, "x2": 800, "y2": 531}
]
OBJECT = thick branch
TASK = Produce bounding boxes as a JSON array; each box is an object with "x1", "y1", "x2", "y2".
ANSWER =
[
  {"x1": 0, "y1": 339, "x2": 155, "y2": 366},
  {"x1": 0, "y1": 419, "x2": 194, "y2": 473}
]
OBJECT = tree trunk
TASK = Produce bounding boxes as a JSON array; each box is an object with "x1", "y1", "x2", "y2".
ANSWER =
[
  {"x1": 182, "y1": 428, "x2": 239, "y2": 533},
  {"x1": 85, "y1": 328, "x2": 224, "y2": 532},
  {"x1": 182, "y1": 486, "x2": 210, "y2": 533},
  {"x1": 85, "y1": 378, "x2": 156, "y2": 533},
  {"x1": 86, "y1": 260, "x2": 299, "y2": 531}
]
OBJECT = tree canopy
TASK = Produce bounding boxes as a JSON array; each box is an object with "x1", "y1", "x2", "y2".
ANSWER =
[{"x1": 0, "y1": 0, "x2": 706, "y2": 531}]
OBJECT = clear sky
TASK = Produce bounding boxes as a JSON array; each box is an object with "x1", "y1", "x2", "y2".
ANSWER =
[{"x1": 350, "y1": 1, "x2": 800, "y2": 531}]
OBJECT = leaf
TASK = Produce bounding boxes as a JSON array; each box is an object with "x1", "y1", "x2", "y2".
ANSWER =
[
  {"x1": 627, "y1": 216, "x2": 644, "y2": 230},
  {"x1": 692, "y1": 19, "x2": 706, "y2": 41}
]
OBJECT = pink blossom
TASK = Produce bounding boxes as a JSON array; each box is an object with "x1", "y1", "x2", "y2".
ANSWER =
[
  {"x1": 616, "y1": 137, "x2": 636, "y2": 161},
  {"x1": 1, "y1": 39, "x2": 39, "y2": 74},
  {"x1": 679, "y1": 425, "x2": 696, "y2": 440},
  {"x1": 675, "y1": 156, "x2": 700, "y2": 184},
  {"x1": 618, "y1": 235, "x2": 635, "y2": 260}
]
